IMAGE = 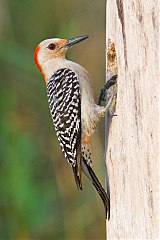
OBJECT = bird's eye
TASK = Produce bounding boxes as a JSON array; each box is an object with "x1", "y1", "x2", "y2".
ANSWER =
[{"x1": 48, "y1": 43, "x2": 56, "y2": 50}]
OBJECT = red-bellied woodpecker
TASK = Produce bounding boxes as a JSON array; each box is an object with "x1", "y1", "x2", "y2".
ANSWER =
[{"x1": 34, "y1": 35, "x2": 117, "y2": 220}]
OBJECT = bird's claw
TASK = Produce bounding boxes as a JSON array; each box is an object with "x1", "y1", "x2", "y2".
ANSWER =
[
  {"x1": 98, "y1": 74, "x2": 117, "y2": 106},
  {"x1": 98, "y1": 88, "x2": 107, "y2": 104}
]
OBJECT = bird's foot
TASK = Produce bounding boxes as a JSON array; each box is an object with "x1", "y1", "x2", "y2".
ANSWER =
[{"x1": 98, "y1": 74, "x2": 117, "y2": 106}]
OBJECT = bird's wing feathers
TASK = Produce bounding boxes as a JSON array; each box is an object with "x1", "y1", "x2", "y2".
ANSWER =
[{"x1": 47, "y1": 68, "x2": 82, "y2": 189}]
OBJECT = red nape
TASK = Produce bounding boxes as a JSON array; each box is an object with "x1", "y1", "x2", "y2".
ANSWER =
[
  {"x1": 34, "y1": 45, "x2": 42, "y2": 72},
  {"x1": 34, "y1": 45, "x2": 47, "y2": 81}
]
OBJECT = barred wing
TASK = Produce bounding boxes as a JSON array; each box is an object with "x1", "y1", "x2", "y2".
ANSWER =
[{"x1": 46, "y1": 68, "x2": 81, "y2": 167}]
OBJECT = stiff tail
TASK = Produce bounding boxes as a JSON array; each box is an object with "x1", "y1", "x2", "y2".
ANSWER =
[
  {"x1": 72, "y1": 165, "x2": 82, "y2": 190},
  {"x1": 72, "y1": 143, "x2": 83, "y2": 190},
  {"x1": 82, "y1": 158, "x2": 110, "y2": 220}
]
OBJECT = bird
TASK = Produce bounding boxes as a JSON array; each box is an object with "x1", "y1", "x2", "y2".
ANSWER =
[{"x1": 34, "y1": 35, "x2": 116, "y2": 220}]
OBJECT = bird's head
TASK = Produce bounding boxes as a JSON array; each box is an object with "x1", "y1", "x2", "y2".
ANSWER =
[{"x1": 34, "y1": 35, "x2": 88, "y2": 80}]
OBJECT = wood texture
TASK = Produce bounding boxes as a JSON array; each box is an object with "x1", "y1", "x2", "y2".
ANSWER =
[{"x1": 105, "y1": 0, "x2": 159, "y2": 239}]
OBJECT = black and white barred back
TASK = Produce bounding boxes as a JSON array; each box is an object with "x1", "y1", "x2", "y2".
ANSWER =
[{"x1": 46, "y1": 68, "x2": 81, "y2": 166}]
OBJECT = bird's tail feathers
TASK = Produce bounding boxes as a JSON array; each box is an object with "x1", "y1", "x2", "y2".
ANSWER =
[
  {"x1": 82, "y1": 158, "x2": 110, "y2": 220},
  {"x1": 72, "y1": 144, "x2": 83, "y2": 190},
  {"x1": 72, "y1": 164, "x2": 82, "y2": 190}
]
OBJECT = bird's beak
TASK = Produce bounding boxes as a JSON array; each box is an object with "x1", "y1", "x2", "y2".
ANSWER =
[{"x1": 61, "y1": 35, "x2": 89, "y2": 49}]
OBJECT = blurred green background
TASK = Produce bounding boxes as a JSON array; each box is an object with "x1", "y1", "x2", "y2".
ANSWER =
[{"x1": 0, "y1": 0, "x2": 107, "y2": 239}]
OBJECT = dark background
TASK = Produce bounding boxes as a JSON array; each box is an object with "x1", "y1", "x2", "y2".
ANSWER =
[{"x1": 0, "y1": 0, "x2": 107, "y2": 239}]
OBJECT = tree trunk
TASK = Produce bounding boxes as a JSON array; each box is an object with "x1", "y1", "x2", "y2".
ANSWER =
[{"x1": 105, "y1": 0, "x2": 159, "y2": 239}]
